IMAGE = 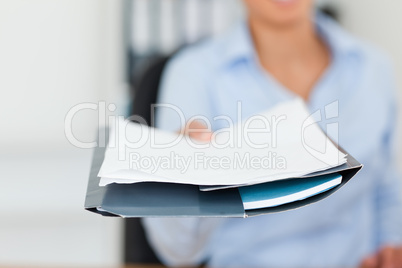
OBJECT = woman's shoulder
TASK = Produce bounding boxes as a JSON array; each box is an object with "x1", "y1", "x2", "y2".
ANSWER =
[
  {"x1": 318, "y1": 13, "x2": 393, "y2": 69},
  {"x1": 353, "y1": 37, "x2": 393, "y2": 70},
  {"x1": 165, "y1": 26, "x2": 242, "y2": 78}
]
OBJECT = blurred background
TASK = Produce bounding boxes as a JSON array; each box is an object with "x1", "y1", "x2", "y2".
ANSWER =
[{"x1": 0, "y1": 0, "x2": 401, "y2": 267}]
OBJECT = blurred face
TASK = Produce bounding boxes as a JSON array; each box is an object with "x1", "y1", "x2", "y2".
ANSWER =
[{"x1": 242, "y1": 0, "x2": 314, "y2": 27}]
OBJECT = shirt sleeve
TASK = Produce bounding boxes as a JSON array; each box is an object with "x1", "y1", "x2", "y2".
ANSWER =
[
  {"x1": 374, "y1": 59, "x2": 402, "y2": 247},
  {"x1": 141, "y1": 50, "x2": 223, "y2": 267}
]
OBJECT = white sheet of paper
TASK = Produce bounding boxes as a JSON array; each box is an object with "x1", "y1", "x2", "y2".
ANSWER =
[{"x1": 98, "y1": 99, "x2": 346, "y2": 186}]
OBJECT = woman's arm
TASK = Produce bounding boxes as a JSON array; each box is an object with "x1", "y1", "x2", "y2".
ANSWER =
[{"x1": 360, "y1": 57, "x2": 402, "y2": 268}]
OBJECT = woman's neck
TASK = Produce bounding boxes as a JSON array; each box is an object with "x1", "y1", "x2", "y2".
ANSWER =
[
  {"x1": 248, "y1": 16, "x2": 330, "y2": 100},
  {"x1": 249, "y1": 16, "x2": 322, "y2": 64}
]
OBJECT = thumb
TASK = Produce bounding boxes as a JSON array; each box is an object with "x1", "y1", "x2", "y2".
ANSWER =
[{"x1": 182, "y1": 120, "x2": 213, "y2": 141}]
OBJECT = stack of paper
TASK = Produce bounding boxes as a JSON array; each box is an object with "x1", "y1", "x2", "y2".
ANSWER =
[{"x1": 98, "y1": 99, "x2": 348, "y2": 210}]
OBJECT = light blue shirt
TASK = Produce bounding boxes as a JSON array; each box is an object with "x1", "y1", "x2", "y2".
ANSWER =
[{"x1": 142, "y1": 13, "x2": 402, "y2": 267}]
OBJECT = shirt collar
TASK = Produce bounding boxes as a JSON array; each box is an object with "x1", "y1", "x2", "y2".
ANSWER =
[
  {"x1": 220, "y1": 21, "x2": 255, "y2": 65},
  {"x1": 221, "y1": 11, "x2": 361, "y2": 66},
  {"x1": 314, "y1": 11, "x2": 361, "y2": 58}
]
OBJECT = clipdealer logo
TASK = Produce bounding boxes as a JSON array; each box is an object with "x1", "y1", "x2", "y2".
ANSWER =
[
  {"x1": 64, "y1": 100, "x2": 340, "y2": 168},
  {"x1": 64, "y1": 101, "x2": 287, "y2": 150}
]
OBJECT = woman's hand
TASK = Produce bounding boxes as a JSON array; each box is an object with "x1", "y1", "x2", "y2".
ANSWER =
[
  {"x1": 360, "y1": 246, "x2": 402, "y2": 268},
  {"x1": 179, "y1": 120, "x2": 213, "y2": 142}
]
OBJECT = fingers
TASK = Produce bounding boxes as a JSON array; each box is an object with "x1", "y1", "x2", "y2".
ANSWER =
[
  {"x1": 360, "y1": 254, "x2": 378, "y2": 268},
  {"x1": 391, "y1": 246, "x2": 402, "y2": 268},
  {"x1": 179, "y1": 120, "x2": 213, "y2": 142},
  {"x1": 360, "y1": 246, "x2": 402, "y2": 268},
  {"x1": 398, "y1": 247, "x2": 402, "y2": 268},
  {"x1": 379, "y1": 246, "x2": 397, "y2": 268}
]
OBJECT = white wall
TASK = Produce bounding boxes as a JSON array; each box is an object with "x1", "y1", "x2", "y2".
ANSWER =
[{"x1": 0, "y1": 0, "x2": 126, "y2": 266}]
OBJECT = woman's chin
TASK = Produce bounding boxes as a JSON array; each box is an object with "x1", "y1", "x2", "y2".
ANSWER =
[
  {"x1": 258, "y1": 13, "x2": 309, "y2": 28},
  {"x1": 270, "y1": 0, "x2": 300, "y2": 8},
  {"x1": 244, "y1": 0, "x2": 312, "y2": 27}
]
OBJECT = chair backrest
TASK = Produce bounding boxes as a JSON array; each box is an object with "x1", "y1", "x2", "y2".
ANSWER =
[
  {"x1": 129, "y1": 56, "x2": 171, "y2": 126},
  {"x1": 125, "y1": 55, "x2": 172, "y2": 264}
]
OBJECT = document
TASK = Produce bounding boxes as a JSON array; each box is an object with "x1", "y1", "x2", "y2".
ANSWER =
[{"x1": 98, "y1": 98, "x2": 346, "y2": 187}]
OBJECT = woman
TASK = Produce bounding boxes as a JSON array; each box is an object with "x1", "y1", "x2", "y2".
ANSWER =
[{"x1": 143, "y1": 0, "x2": 402, "y2": 267}]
